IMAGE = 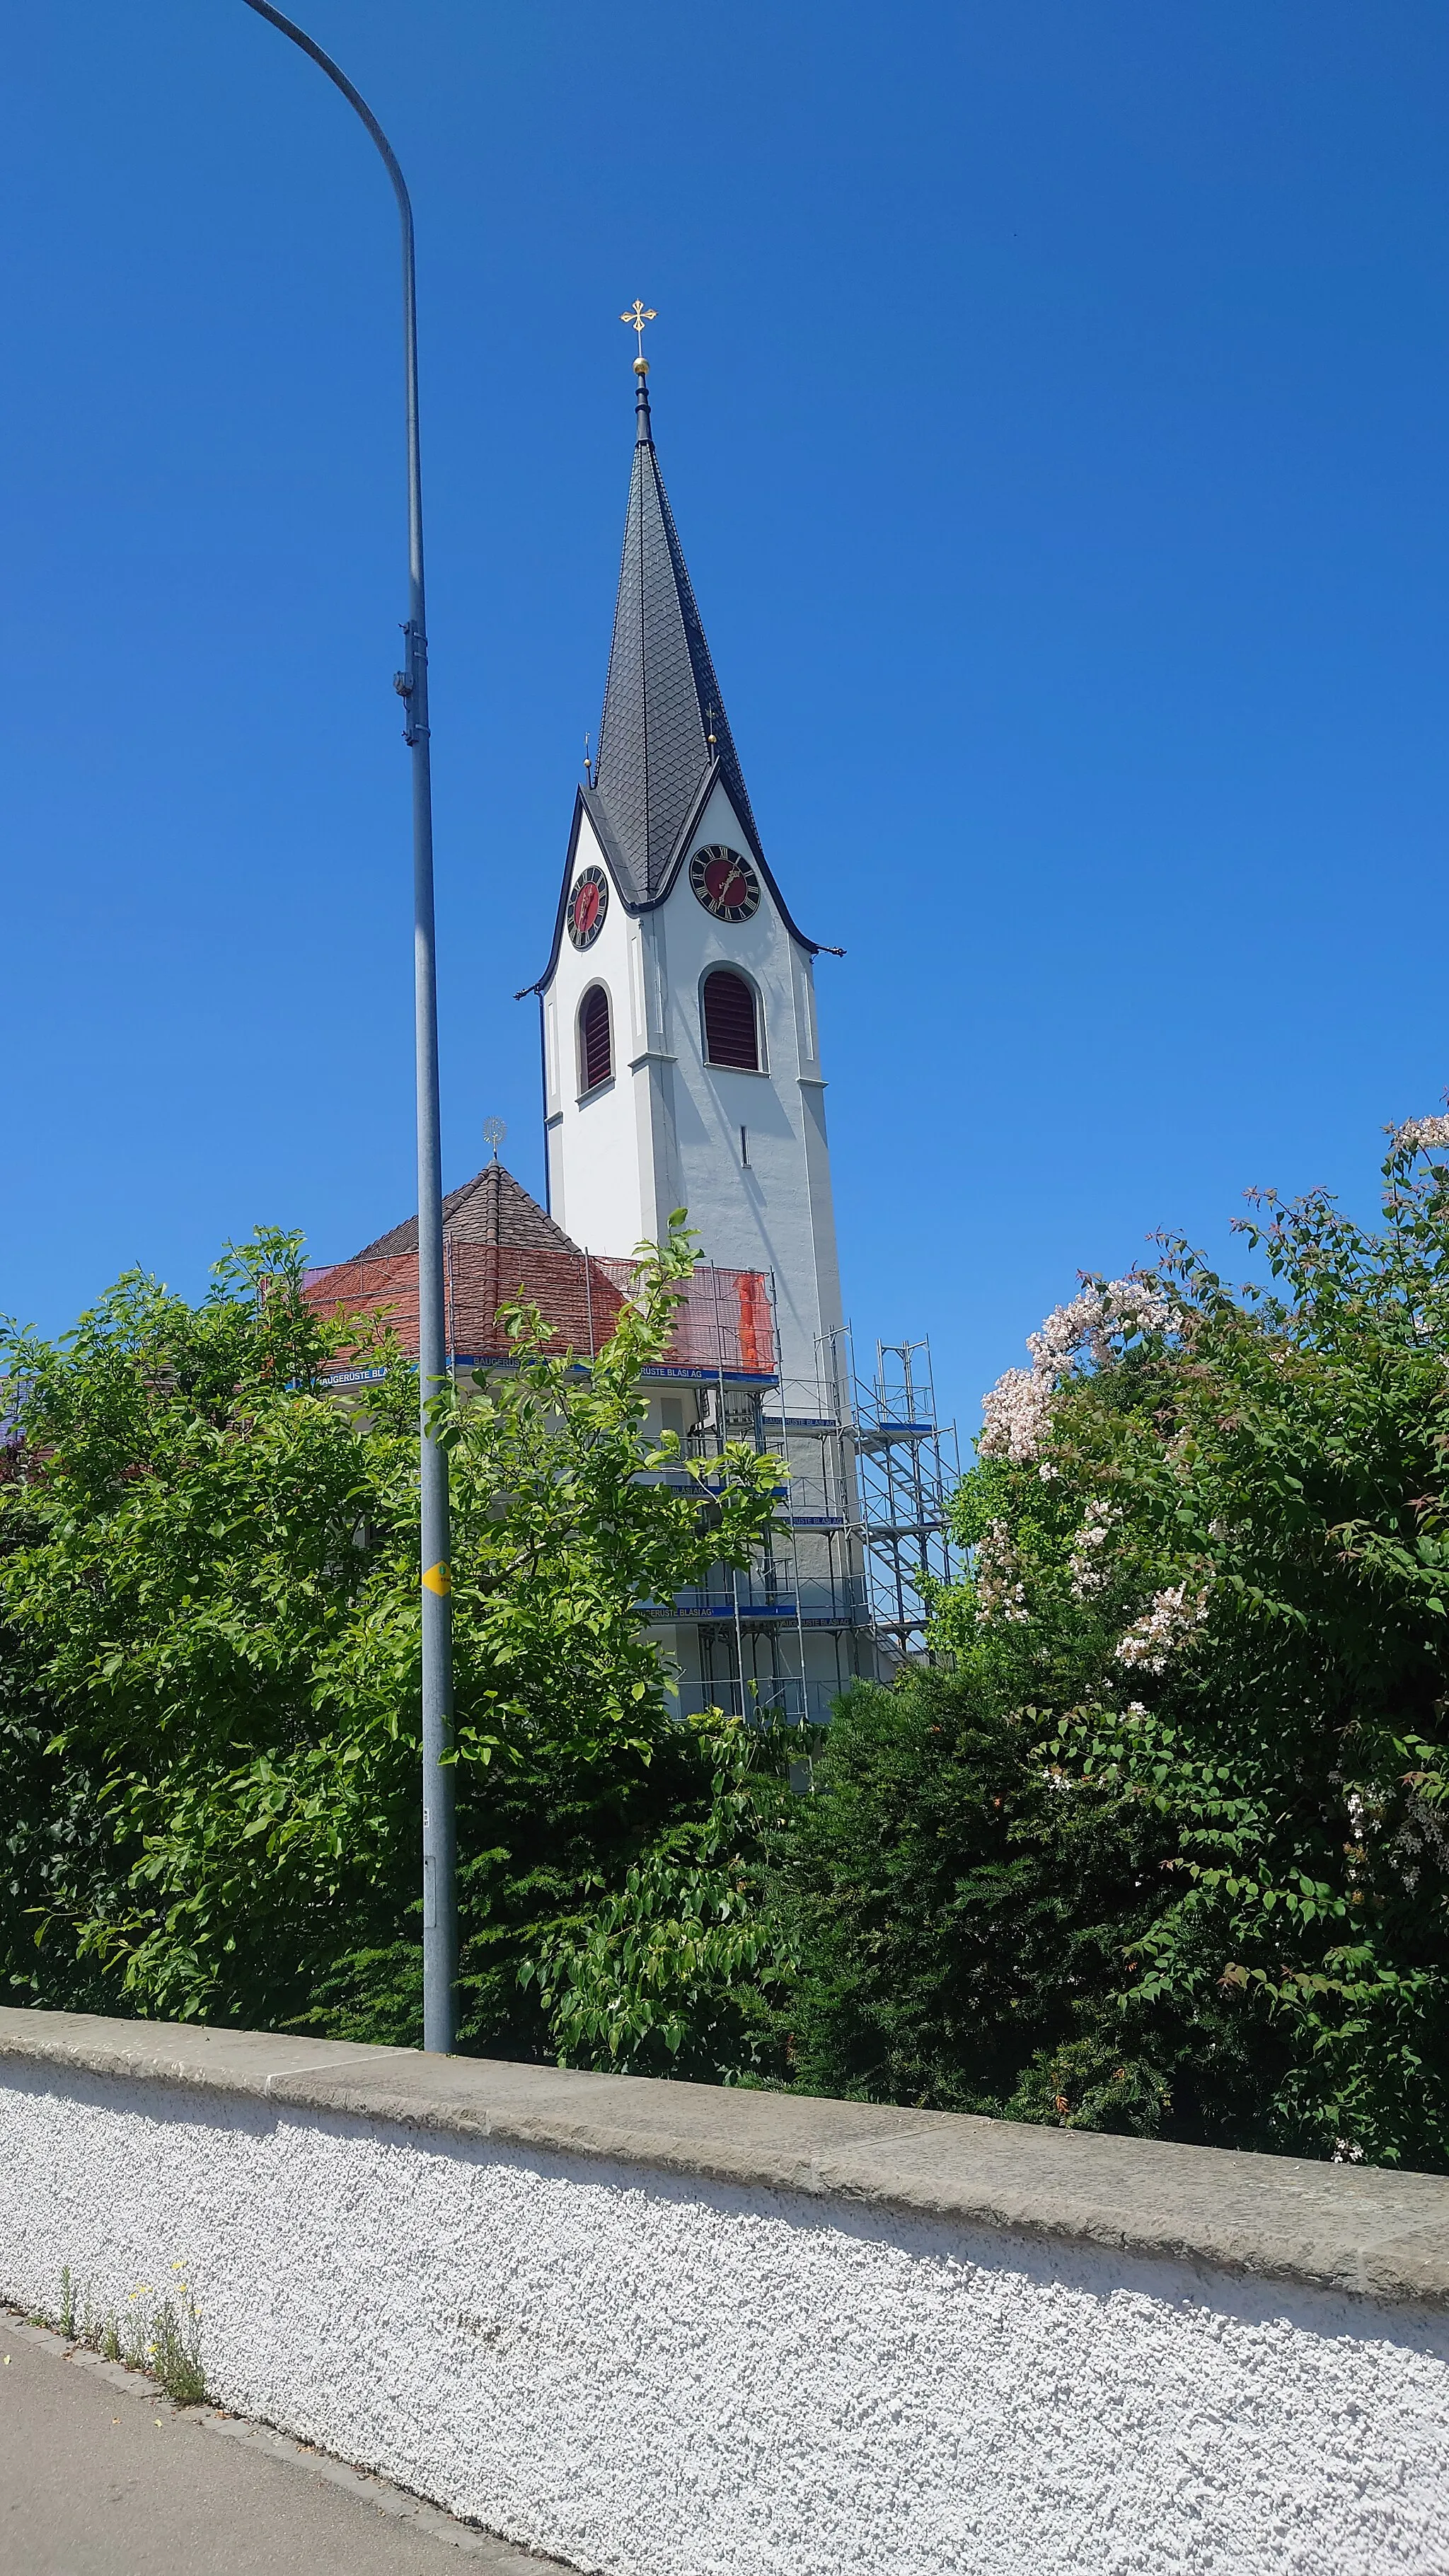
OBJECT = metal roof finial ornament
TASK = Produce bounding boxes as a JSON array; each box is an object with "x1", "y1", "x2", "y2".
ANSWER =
[
  {"x1": 483, "y1": 1117, "x2": 507, "y2": 1164},
  {"x1": 620, "y1": 299, "x2": 657, "y2": 372}
]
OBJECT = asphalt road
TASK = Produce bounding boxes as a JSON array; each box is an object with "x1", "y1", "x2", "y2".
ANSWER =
[{"x1": 0, "y1": 2314, "x2": 551, "y2": 2576}]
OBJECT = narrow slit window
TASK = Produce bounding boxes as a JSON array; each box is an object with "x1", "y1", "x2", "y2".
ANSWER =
[
  {"x1": 579, "y1": 983, "x2": 612, "y2": 1091},
  {"x1": 703, "y1": 968, "x2": 759, "y2": 1071}
]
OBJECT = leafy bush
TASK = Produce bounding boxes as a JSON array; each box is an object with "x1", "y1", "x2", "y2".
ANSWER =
[
  {"x1": 766, "y1": 1667, "x2": 1179, "y2": 2123},
  {"x1": 0, "y1": 1220, "x2": 783, "y2": 2060},
  {"x1": 774, "y1": 1117, "x2": 1449, "y2": 2167},
  {"x1": 12, "y1": 1113, "x2": 1449, "y2": 2168}
]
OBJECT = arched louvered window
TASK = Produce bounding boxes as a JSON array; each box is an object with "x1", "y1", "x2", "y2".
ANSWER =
[
  {"x1": 702, "y1": 967, "x2": 761, "y2": 1071},
  {"x1": 578, "y1": 983, "x2": 612, "y2": 1092}
]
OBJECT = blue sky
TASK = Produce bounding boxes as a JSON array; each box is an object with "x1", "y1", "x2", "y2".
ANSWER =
[{"x1": 4, "y1": 1, "x2": 1447, "y2": 1439}]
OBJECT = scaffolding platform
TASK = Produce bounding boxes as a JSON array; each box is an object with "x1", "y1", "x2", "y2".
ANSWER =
[
  {"x1": 304, "y1": 1243, "x2": 957, "y2": 1721},
  {"x1": 304, "y1": 1244, "x2": 776, "y2": 1381}
]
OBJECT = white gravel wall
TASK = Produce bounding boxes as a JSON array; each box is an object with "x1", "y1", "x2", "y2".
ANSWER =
[{"x1": 1, "y1": 2050, "x2": 1447, "y2": 2576}]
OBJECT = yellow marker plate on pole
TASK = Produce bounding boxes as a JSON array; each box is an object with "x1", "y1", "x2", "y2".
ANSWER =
[{"x1": 422, "y1": 1561, "x2": 452, "y2": 1598}]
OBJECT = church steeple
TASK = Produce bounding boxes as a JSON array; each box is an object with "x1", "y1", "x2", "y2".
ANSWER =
[
  {"x1": 589, "y1": 363, "x2": 762, "y2": 901},
  {"x1": 538, "y1": 328, "x2": 844, "y2": 1402}
]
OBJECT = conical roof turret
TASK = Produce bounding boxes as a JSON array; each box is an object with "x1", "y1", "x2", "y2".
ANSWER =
[{"x1": 589, "y1": 365, "x2": 762, "y2": 901}]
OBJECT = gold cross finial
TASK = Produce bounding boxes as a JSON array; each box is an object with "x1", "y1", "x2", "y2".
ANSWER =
[{"x1": 621, "y1": 300, "x2": 657, "y2": 371}]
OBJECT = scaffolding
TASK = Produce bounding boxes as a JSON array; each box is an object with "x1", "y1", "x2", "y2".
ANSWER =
[
  {"x1": 303, "y1": 1244, "x2": 775, "y2": 1380},
  {"x1": 725, "y1": 1317, "x2": 959, "y2": 1722},
  {"x1": 849, "y1": 1336, "x2": 959, "y2": 1664},
  {"x1": 303, "y1": 1246, "x2": 957, "y2": 1724}
]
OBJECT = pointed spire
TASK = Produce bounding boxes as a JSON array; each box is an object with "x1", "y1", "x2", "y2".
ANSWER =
[{"x1": 591, "y1": 355, "x2": 762, "y2": 901}]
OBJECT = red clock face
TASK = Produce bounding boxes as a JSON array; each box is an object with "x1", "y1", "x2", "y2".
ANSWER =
[
  {"x1": 690, "y1": 843, "x2": 761, "y2": 923},
  {"x1": 567, "y1": 865, "x2": 608, "y2": 949}
]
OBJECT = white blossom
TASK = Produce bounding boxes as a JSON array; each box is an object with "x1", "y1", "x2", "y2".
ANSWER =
[
  {"x1": 1068, "y1": 1496, "x2": 1118, "y2": 1598},
  {"x1": 974, "y1": 1518, "x2": 1030, "y2": 1624},
  {"x1": 1114, "y1": 1583, "x2": 1209, "y2": 1673},
  {"x1": 978, "y1": 1365, "x2": 1056, "y2": 1466},
  {"x1": 1394, "y1": 1114, "x2": 1449, "y2": 1155},
  {"x1": 1027, "y1": 1288, "x2": 1112, "y2": 1373},
  {"x1": 1104, "y1": 1276, "x2": 1183, "y2": 1339},
  {"x1": 979, "y1": 1275, "x2": 1182, "y2": 1465}
]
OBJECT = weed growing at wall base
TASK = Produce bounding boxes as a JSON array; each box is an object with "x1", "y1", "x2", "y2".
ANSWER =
[{"x1": 48, "y1": 2264, "x2": 207, "y2": 2408}]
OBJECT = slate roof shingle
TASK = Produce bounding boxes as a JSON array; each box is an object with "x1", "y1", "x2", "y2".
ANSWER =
[{"x1": 591, "y1": 376, "x2": 763, "y2": 903}]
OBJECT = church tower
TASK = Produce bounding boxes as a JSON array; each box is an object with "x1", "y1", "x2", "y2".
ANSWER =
[
  {"x1": 533, "y1": 350, "x2": 844, "y2": 1390},
  {"x1": 323, "y1": 335, "x2": 953, "y2": 1722}
]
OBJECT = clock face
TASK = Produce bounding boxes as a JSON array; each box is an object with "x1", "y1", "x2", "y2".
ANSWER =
[
  {"x1": 567, "y1": 865, "x2": 608, "y2": 949},
  {"x1": 690, "y1": 844, "x2": 761, "y2": 923}
]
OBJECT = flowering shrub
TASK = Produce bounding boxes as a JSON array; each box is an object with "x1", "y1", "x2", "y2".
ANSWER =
[
  {"x1": 1112, "y1": 1584, "x2": 1209, "y2": 1673},
  {"x1": 978, "y1": 1278, "x2": 1182, "y2": 1465},
  {"x1": 1393, "y1": 1114, "x2": 1449, "y2": 1154},
  {"x1": 926, "y1": 1115, "x2": 1449, "y2": 2168},
  {"x1": 768, "y1": 1116, "x2": 1449, "y2": 2165},
  {"x1": 1067, "y1": 1498, "x2": 1118, "y2": 1600}
]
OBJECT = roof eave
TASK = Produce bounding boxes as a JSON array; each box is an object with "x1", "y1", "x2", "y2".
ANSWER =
[
  {"x1": 524, "y1": 773, "x2": 828, "y2": 993},
  {"x1": 522, "y1": 787, "x2": 646, "y2": 994},
  {"x1": 644, "y1": 758, "x2": 823, "y2": 955}
]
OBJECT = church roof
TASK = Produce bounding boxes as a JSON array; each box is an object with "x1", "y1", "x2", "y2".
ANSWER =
[
  {"x1": 351, "y1": 1160, "x2": 581, "y2": 1261},
  {"x1": 590, "y1": 372, "x2": 763, "y2": 901},
  {"x1": 523, "y1": 367, "x2": 830, "y2": 993}
]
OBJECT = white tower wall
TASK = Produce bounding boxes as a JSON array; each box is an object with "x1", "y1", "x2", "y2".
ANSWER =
[{"x1": 545, "y1": 781, "x2": 843, "y2": 1390}]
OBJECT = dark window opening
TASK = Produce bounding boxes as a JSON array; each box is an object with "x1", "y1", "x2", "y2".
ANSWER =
[
  {"x1": 703, "y1": 968, "x2": 760, "y2": 1071},
  {"x1": 579, "y1": 983, "x2": 612, "y2": 1090}
]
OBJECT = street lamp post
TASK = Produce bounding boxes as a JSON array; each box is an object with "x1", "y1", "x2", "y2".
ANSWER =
[{"x1": 239, "y1": 1, "x2": 455, "y2": 2053}]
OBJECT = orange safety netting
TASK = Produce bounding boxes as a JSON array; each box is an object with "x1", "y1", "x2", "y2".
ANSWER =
[{"x1": 302, "y1": 1242, "x2": 775, "y2": 1377}]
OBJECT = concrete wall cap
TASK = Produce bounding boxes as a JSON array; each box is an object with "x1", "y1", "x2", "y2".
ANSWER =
[{"x1": 4, "y1": 2007, "x2": 1448, "y2": 2309}]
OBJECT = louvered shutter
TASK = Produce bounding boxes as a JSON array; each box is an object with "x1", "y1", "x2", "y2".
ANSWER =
[
  {"x1": 579, "y1": 985, "x2": 612, "y2": 1090},
  {"x1": 702, "y1": 969, "x2": 759, "y2": 1070}
]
